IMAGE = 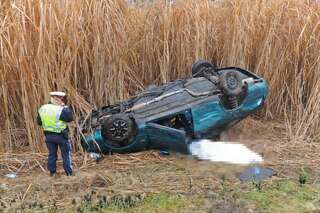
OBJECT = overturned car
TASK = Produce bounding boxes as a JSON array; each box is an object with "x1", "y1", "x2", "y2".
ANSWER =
[{"x1": 79, "y1": 60, "x2": 268, "y2": 154}]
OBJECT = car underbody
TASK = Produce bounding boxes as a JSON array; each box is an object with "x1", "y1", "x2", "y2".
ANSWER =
[{"x1": 78, "y1": 60, "x2": 268, "y2": 154}]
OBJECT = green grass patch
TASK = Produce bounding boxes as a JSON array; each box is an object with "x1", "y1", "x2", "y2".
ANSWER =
[
  {"x1": 243, "y1": 181, "x2": 320, "y2": 212},
  {"x1": 105, "y1": 193, "x2": 194, "y2": 213},
  {"x1": 69, "y1": 180, "x2": 320, "y2": 213},
  {"x1": 74, "y1": 193, "x2": 204, "y2": 213}
]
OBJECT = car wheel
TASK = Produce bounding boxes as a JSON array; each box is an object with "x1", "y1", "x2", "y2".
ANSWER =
[
  {"x1": 192, "y1": 59, "x2": 217, "y2": 77},
  {"x1": 219, "y1": 70, "x2": 243, "y2": 96},
  {"x1": 101, "y1": 114, "x2": 136, "y2": 144}
]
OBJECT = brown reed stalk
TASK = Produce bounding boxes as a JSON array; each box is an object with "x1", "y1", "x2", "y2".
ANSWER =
[{"x1": 0, "y1": 0, "x2": 320, "y2": 153}]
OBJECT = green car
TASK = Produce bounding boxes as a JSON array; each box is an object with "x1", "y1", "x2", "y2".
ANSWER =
[{"x1": 79, "y1": 60, "x2": 268, "y2": 154}]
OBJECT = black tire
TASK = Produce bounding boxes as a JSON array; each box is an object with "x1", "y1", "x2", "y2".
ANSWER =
[
  {"x1": 101, "y1": 114, "x2": 136, "y2": 144},
  {"x1": 192, "y1": 59, "x2": 217, "y2": 77},
  {"x1": 219, "y1": 70, "x2": 243, "y2": 96}
]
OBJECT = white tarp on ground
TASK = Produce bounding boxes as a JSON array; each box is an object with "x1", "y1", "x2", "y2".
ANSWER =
[{"x1": 189, "y1": 140, "x2": 263, "y2": 165}]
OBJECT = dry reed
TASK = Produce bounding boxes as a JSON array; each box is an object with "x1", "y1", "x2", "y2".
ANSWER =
[{"x1": 0, "y1": 0, "x2": 320, "y2": 153}]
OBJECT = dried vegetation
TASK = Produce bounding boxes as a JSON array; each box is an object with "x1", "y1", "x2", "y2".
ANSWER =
[{"x1": 1, "y1": 0, "x2": 320, "y2": 153}]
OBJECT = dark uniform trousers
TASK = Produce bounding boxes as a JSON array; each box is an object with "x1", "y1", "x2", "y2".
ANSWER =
[{"x1": 45, "y1": 133, "x2": 73, "y2": 175}]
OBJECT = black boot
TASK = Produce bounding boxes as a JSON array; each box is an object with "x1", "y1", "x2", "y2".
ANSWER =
[
  {"x1": 66, "y1": 172, "x2": 74, "y2": 176},
  {"x1": 50, "y1": 171, "x2": 56, "y2": 177}
]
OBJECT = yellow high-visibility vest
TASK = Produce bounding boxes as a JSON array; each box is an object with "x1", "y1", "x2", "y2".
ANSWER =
[{"x1": 38, "y1": 104, "x2": 67, "y2": 133}]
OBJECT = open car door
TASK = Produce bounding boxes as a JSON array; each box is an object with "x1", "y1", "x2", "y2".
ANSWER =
[{"x1": 146, "y1": 123, "x2": 189, "y2": 154}]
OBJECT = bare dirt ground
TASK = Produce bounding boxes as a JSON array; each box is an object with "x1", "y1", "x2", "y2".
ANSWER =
[{"x1": 0, "y1": 118, "x2": 319, "y2": 212}]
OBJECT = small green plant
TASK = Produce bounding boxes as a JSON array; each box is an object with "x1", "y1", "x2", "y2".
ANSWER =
[
  {"x1": 76, "y1": 193, "x2": 144, "y2": 212},
  {"x1": 220, "y1": 174, "x2": 226, "y2": 186},
  {"x1": 218, "y1": 174, "x2": 228, "y2": 197},
  {"x1": 298, "y1": 170, "x2": 308, "y2": 186},
  {"x1": 108, "y1": 194, "x2": 143, "y2": 209},
  {"x1": 47, "y1": 206, "x2": 58, "y2": 213},
  {"x1": 253, "y1": 180, "x2": 263, "y2": 191}
]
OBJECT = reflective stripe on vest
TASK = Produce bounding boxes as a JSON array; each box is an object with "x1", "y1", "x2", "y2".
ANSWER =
[{"x1": 38, "y1": 104, "x2": 67, "y2": 133}]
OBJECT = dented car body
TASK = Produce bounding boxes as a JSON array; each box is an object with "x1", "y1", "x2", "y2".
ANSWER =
[{"x1": 79, "y1": 60, "x2": 268, "y2": 154}]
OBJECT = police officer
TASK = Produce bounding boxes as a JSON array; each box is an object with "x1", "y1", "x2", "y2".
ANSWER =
[{"x1": 37, "y1": 91, "x2": 73, "y2": 176}]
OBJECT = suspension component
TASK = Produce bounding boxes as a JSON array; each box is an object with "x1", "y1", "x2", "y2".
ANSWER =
[{"x1": 228, "y1": 95, "x2": 238, "y2": 109}]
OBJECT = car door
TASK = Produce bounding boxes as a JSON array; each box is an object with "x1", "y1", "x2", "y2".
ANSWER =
[{"x1": 146, "y1": 122, "x2": 189, "y2": 154}]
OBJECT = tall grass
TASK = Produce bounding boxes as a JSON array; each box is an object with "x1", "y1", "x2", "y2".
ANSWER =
[{"x1": 0, "y1": 0, "x2": 320, "y2": 153}]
